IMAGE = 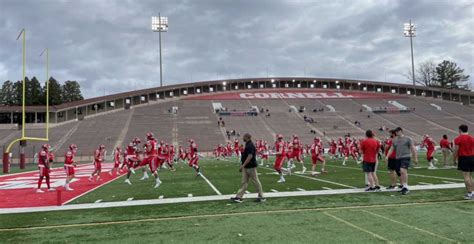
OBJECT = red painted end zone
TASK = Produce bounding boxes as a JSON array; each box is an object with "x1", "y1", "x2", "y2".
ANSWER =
[
  {"x1": 184, "y1": 89, "x2": 404, "y2": 100},
  {"x1": 0, "y1": 163, "x2": 120, "y2": 208}
]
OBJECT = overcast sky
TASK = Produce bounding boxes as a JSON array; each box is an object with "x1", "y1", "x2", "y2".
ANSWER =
[{"x1": 0, "y1": 0, "x2": 472, "y2": 98}]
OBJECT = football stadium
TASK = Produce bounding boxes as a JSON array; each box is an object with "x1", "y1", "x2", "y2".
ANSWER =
[{"x1": 0, "y1": 1, "x2": 473, "y2": 243}]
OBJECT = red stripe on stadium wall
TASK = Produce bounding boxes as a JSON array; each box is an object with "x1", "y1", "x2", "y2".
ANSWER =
[{"x1": 184, "y1": 89, "x2": 404, "y2": 100}]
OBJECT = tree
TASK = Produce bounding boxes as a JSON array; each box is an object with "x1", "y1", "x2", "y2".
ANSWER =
[
  {"x1": 42, "y1": 77, "x2": 63, "y2": 105},
  {"x1": 27, "y1": 76, "x2": 43, "y2": 105},
  {"x1": 13, "y1": 80, "x2": 22, "y2": 105},
  {"x1": 434, "y1": 60, "x2": 470, "y2": 89},
  {"x1": 62, "y1": 80, "x2": 84, "y2": 103},
  {"x1": 0, "y1": 80, "x2": 16, "y2": 105},
  {"x1": 405, "y1": 60, "x2": 438, "y2": 87}
]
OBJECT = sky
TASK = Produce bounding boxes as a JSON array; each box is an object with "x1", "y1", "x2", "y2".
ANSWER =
[{"x1": 0, "y1": 0, "x2": 472, "y2": 98}]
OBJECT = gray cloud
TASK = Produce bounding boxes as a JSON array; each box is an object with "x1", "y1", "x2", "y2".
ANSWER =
[{"x1": 0, "y1": 0, "x2": 472, "y2": 98}]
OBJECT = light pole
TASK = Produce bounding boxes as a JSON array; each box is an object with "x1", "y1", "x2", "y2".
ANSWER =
[
  {"x1": 404, "y1": 20, "x2": 416, "y2": 86},
  {"x1": 152, "y1": 14, "x2": 168, "y2": 87}
]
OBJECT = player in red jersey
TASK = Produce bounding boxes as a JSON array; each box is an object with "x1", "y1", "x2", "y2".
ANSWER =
[
  {"x1": 226, "y1": 142, "x2": 232, "y2": 157},
  {"x1": 168, "y1": 144, "x2": 176, "y2": 168},
  {"x1": 164, "y1": 144, "x2": 176, "y2": 171},
  {"x1": 260, "y1": 141, "x2": 269, "y2": 166},
  {"x1": 178, "y1": 145, "x2": 187, "y2": 163},
  {"x1": 422, "y1": 134, "x2": 438, "y2": 169},
  {"x1": 89, "y1": 144, "x2": 105, "y2": 182},
  {"x1": 234, "y1": 139, "x2": 241, "y2": 157},
  {"x1": 440, "y1": 134, "x2": 454, "y2": 167},
  {"x1": 328, "y1": 139, "x2": 337, "y2": 159},
  {"x1": 122, "y1": 142, "x2": 139, "y2": 184},
  {"x1": 274, "y1": 134, "x2": 287, "y2": 183},
  {"x1": 109, "y1": 146, "x2": 122, "y2": 176},
  {"x1": 310, "y1": 137, "x2": 327, "y2": 176},
  {"x1": 286, "y1": 135, "x2": 306, "y2": 174},
  {"x1": 36, "y1": 144, "x2": 54, "y2": 193},
  {"x1": 137, "y1": 133, "x2": 157, "y2": 180},
  {"x1": 188, "y1": 139, "x2": 201, "y2": 176},
  {"x1": 63, "y1": 144, "x2": 78, "y2": 191}
]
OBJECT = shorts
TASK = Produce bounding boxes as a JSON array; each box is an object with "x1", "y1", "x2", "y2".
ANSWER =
[
  {"x1": 94, "y1": 161, "x2": 102, "y2": 171},
  {"x1": 426, "y1": 148, "x2": 435, "y2": 160},
  {"x1": 289, "y1": 151, "x2": 302, "y2": 161},
  {"x1": 458, "y1": 156, "x2": 474, "y2": 172},
  {"x1": 39, "y1": 167, "x2": 49, "y2": 177},
  {"x1": 387, "y1": 158, "x2": 398, "y2": 171},
  {"x1": 261, "y1": 154, "x2": 269, "y2": 160},
  {"x1": 397, "y1": 157, "x2": 411, "y2": 169},
  {"x1": 65, "y1": 166, "x2": 75, "y2": 176},
  {"x1": 362, "y1": 162, "x2": 376, "y2": 172},
  {"x1": 311, "y1": 155, "x2": 324, "y2": 165},
  {"x1": 189, "y1": 156, "x2": 199, "y2": 166},
  {"x1": 274, "y1": 156, "x2": 285, "y2": 171}
]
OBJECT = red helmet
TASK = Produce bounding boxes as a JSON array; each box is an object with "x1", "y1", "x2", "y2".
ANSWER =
[
  {"x1": 146, "y1": 132, "x2": 154, "y2": 139},
  {"x1": 424, "y1": 134, "x2": 429, "y2": 139},
  {"x1": 69, "y1": 144, "x2": 77, "y2": 150},
  {"x1": 42, "y1": 144, "x2": 49, "y2": 150},
  {"x1": 99, "y1": 144, "x2": 105, "y2": 150},
  {"x1": 188, "y1": 139, "x2": 194, "y2": 143},
  {"x1": 128, "y1": 142, "x2": 134, "y2": 147},
  {"x1": 277, "y1": 134, "x2": 283, "y2": 139},
  {"x1": 293, "y1": 134, "x2": 298, "y2": 138},
  {"x1": 160, "y1": 140, "x2": 165, "y2": 145},
  {"x1": 133, "y1": 137, "x2": 141, "y2": 144}
]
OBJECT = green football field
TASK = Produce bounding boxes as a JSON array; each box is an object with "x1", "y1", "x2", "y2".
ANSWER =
[{"x1": 1, "y1": 155, "x2": 473, "y2": 243}]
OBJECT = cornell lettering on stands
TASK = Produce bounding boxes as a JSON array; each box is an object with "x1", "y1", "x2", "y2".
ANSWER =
[{"x1": 239, "y1": 92, "x2": 353, "y2": 99}]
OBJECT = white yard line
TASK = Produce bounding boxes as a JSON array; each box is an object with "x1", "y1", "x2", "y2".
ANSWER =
[
  {"x1": 62, "y1": 173, "x2": 126, "y2": 205},
  {"x1": 418, "y1": 182, "x2": 433, "y2": 185},
  {"x1": 1, "y1": 199, "x2": 470, "y2": 232},
  {"x1": 0, "y1": 183, "x2": 465, "y2": 214},
  {"x1": 325, "y1": 164, "x2": 464, "y2": 182},
  {"x1": 362, "y1": 210, "x2": 457, "y2": 243},
  {"x1": 323, "y1": 212, "x2": 392, "y2": 243},
  {"x1": 199, "y1": 173, "x2": 222, "y2": 195},
  {"x1": 261, "y1": 167, "x2": 357, "y2": 189}
]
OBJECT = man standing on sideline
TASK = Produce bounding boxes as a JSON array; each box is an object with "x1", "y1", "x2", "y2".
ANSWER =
[
  {"x1": 453, "y1": 124, "x2": 474, "y2": 200},
  {"x1": 386, "y1": 127, "x2": 418, "y2": 195},
  {"x1": 360, "y1": 130, "x2": 381, "y2": 191},
  {"x1": 231, "y1": 133, "x2": 265, "y2": 203}
]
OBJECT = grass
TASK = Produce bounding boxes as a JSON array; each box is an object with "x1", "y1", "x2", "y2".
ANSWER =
[{"x1": 0, "y1": 154, "x2": 472, "y2": 243}]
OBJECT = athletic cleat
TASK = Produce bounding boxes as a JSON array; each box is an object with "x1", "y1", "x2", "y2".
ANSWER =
[
  {"x1": 36, "y1": 189, "x2": 44, "y2": 193},
  {"x1": 48, "y1": 188, "x2": 56, "y2": 192},
  {"x1": 464, "y1": 194, "x2": 473, "y2": 200},
  {"x1": 196, "y1": 172, "x2": 202, "y2": 177},
  {"x1": 66, "y1": 187, "x2": 74, "y2": 191},
  {"x1": 154, "y1": 181, "x2": 161, "y2": 188},
  {"x1": 365, "y1": 187, "x2": 375, "y2": 192},
  {"x1": 230, "y1": 197, "x2": 243, "y2": 203},
  {"x1": 428, "y1": 165, "x2": 437, "y2": 170},
  {"x1": 386, "y1": 185, "x2": 396, "y2": 190},
  {"x1": 400, "y1": 187, "x2": 410, "y2": 195},
  {"x1": 125, "y1": 179, "x2": 132, "y2": 185},
  {"x1": 374, "y1": 186, "x2": 381, "y2": 192},
  {"x1": 301, "y1": 167, "x2": 307, "y2": 174},
  {"x1": 254, "y1": 197, "x2": 266, "y2": 203},
  {"x1": 140, "y1": 175, "x2": 149, "y2": 181},
  {"x1": 277, "y1": 178, "x2": 286, "y2": 183}
]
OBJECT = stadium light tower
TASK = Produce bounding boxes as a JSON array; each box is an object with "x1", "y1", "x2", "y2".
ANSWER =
[
  {"x1": 152, "y1": 14, "x2": 168, "y2": 87},
  {"x1": 404, "y1": 20, "x2": 416, "y2": 86}
]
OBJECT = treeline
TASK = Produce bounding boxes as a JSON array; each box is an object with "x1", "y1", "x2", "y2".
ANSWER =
[
  {"x1": 0, "y1": 77, "x2": 83, "y2": 106},
  {"x1": 408, "y1": 60, "x2": 471, "y2": 89}
]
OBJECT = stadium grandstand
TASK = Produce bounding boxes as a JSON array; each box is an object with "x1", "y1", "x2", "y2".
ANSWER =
[{"x1": 1, "y1": 77, "x2": 473, "y2": 164}]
